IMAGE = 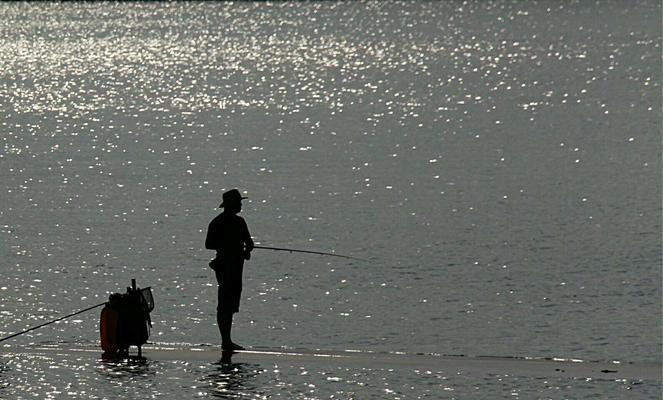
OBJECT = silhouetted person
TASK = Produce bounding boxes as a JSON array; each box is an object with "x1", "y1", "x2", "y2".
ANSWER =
[{"x1": 205, "y1": 189, "x2": 254, "y2": 351}]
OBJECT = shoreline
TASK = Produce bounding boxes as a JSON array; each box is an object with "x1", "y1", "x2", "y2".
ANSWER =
[{"x1": 3, "y1": 343, "x2": 660, "y2": 381}]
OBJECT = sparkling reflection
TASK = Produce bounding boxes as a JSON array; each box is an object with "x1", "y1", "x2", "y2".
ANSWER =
[
  {"x1": 97, "y1": 355, "x2": 155, "y2": 379},
  {"x1": 205, "y1": 354, "x2": 264, "y2": 399}
]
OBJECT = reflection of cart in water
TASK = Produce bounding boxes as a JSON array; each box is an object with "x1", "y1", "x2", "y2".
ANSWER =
[{"x1": 100, "y1": 279, "x2": 155, "y2": 358}]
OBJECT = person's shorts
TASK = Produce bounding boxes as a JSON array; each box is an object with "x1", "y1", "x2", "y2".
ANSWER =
[
  {"x1": 215, "y1": 265, "x2": 243, "y2": 314},
  {"x1": 217, "y1": 284, "x2": 242, "y2": 314}
]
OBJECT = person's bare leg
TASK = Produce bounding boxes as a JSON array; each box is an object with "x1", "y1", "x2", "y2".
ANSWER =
[{"x1": 218, "y1": 312, "x2": 243, "y2": 350}]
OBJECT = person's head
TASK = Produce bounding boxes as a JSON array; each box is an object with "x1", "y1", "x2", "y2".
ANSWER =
[{"x1": 219, "y1": 189, "x2": 247, "y2": 214}]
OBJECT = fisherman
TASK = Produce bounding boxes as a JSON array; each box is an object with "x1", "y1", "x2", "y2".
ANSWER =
[{"x1": 205, "y1": 189, "x2": 254, "y2": 351}]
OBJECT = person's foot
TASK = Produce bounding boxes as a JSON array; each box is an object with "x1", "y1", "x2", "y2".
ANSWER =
[{"x1": 222, "y1": 342, "x2": 245, "y2": 351}]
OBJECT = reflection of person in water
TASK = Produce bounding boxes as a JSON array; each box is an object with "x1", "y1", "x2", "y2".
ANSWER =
[
  {"x1": 207, "y1": 357, "x2": 261, "y2": 398},
  {"x1": 205, "y1": 189, "x2": 254, "y2": 351}
]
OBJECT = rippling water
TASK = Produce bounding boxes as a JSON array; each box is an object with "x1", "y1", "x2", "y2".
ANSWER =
[{"x1": 0, "y1": 1, "x2": 661, "y2": 398}]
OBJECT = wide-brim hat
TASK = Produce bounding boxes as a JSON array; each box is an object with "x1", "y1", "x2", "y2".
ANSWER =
[{"x1": 219, "y1": 189, "x2": 247, "y2": 208}]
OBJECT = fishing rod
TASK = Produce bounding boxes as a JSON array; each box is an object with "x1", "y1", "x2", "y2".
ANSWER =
[
  {"x1": 0, "y1": 301, "x2": 107, "y2": 343},
  {"x1": 254, "y1": 245, "x2": 370, "y2": 262}
]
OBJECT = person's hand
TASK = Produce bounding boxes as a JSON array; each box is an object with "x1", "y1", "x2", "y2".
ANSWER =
[{"x1": 244, "y1": 251, "x2": 251, "y2": 261}]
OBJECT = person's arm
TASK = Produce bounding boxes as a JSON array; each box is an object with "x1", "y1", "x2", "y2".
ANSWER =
[
  {"x1": 241, "y1": 219, "x2": 254, "y2": 260},
  {"x1": 205, "y1": 221, "x2": 217, "y2": 250},
  {"x1": 245, "y1": 235, "x2": 254, "y2": 254}
]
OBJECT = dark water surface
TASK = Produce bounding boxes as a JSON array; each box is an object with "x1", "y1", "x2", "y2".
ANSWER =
[{"x1": 0, "y1": 1, "x2": 660, "y2": 398}]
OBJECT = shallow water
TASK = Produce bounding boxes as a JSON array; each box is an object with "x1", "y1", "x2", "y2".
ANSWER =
[
  {"x1": 0, "y1": 1, "x2": 661, "y2": 398},
  {"x1": 1, "y1": 346, "x2": 660, "y2": 399}
]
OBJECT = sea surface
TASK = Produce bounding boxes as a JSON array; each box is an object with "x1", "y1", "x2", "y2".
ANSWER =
[{"x1": 0, "y1": 1, "x2": 661, "y2": 398}]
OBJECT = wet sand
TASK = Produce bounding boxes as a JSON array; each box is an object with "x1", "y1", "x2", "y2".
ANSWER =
[{"x1": 6, "y1": 344, "x2": 660, "y2": 381}]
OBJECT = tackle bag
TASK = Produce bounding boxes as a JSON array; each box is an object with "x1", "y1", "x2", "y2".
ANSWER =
[{"x1": 100, "y1": 281, "x2": 154, "y2": 355}]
